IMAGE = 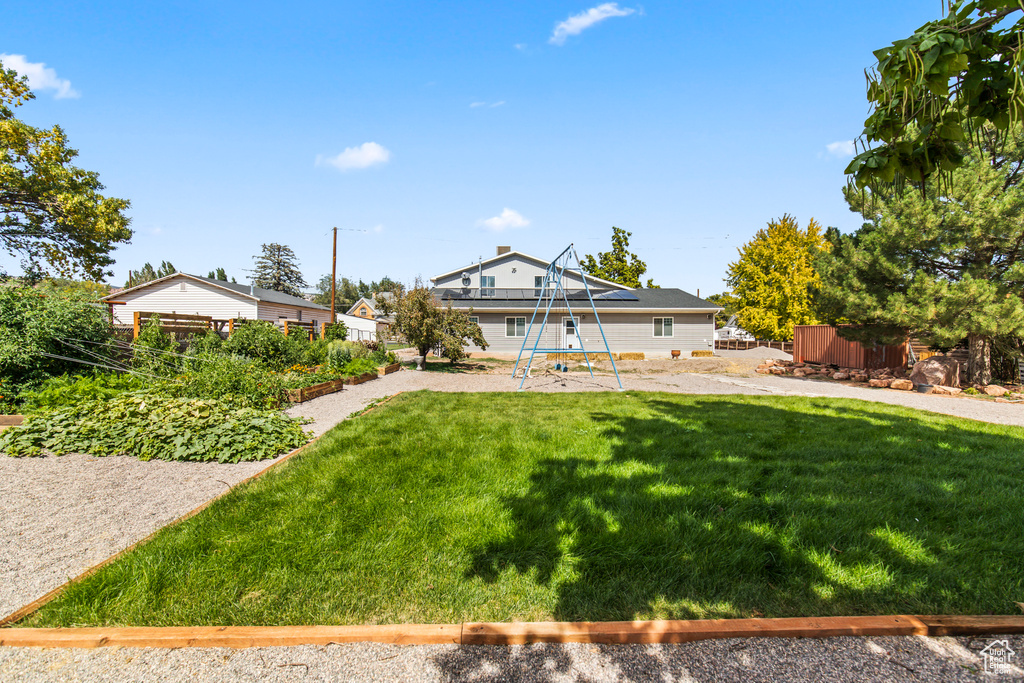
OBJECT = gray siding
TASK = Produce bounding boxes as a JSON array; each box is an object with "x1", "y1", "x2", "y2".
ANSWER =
[
  {"x1": 465, "y1": 311, "x2": 715, "y2": 357},
  {"x1": 257, "y1": 301, "x2": 333, "y2": 328}
]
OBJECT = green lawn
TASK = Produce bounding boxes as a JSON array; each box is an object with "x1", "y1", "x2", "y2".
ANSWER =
[{"x1": 23, "y1": 391, "x2": 1024, "y2": 627}]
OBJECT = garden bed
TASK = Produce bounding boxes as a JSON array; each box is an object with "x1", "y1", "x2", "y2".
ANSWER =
[
  {"x1": 378, "y1": 362, "x2": 402, "y2": 377},
  {"x1": 18, "y1": 392, "x2": 1024, "y2": 627}
]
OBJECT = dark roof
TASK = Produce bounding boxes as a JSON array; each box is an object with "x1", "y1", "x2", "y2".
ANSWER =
[
  {"x1": 432, "y1": 287, "x2": 720, "y2": 310},
  {"x1": 190, "y1": 274, "x2": 329, "y2": 310}
]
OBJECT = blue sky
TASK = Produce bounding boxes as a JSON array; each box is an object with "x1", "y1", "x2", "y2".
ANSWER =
[{"x1": 4, "y1": 1, "x2": 938, "y2": 294}]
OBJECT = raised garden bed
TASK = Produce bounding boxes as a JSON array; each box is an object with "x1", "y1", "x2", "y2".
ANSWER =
[
  {"x1": 378, "y1": 362, "x2": 401, "y2": 377},
  {"x1": 0, "y1": 415, "x2": 24, "y2": 433},
  {"x1": 287, "y1": 380, "x2": 345, "y2": 404},
  {"x1": 345, "y1": 371, "x2": 379, "y2": 386}
]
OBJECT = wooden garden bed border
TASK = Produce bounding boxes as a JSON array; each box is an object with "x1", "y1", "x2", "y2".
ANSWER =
[
  {"x1": 1, "y1": 615, "x2": 1022, "y2": 649},
  {"x1": 0, "y1": 393, "x2": 403, "y2": 629}
]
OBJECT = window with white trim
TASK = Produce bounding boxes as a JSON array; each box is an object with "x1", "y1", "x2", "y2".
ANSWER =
[
  {"x1": 653, "y1": 317, "x2": 674, "y2": 337},
  {"x1": 534, "y1": 275, "x2": 544, "y2": 298},
  {"x1": 481, "y1": 275, "x2": 495, "y2": 297},
  {"x1": 506, "y1": 316, "x2": 526, "y2": 337},
  {"x1": 469, "y1": 316, "x2": 479, "y2": 325}
]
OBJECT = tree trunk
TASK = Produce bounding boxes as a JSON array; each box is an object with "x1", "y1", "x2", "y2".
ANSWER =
[{"x1": 966, "y1": 333, "x2": 992, "y2": 386}]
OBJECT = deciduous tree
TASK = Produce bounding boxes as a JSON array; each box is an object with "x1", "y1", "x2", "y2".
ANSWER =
[
  {"x1": 819, "y1": 124, "x2": 1024, "y2": 385},
  {"x1": 847, "y1": 1, "x2": 1024, "y2": 192},
  {"x1": 581, "y1": 227, "x2": 657, "y2": 288},
  {"x1": 378, "y1": 282, "x2": 487, "y2": 362},
  {"x1": 1, "y1": 65, "x2": 131, "y2": 280},
  {"x1": 725, "y1": 215, "x2": 827, "y2": 341},
  {"x1": 251, "y1": 243, "x2": 306, "y2": 297}
]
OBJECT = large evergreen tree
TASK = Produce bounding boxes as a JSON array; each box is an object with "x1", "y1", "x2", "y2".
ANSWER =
[
  {"x1": 251, "y1": 243, "x2": 307, "y2": 297},
  {"x1": 1, "y1": 65, "x2": 132, "y2": 280},
  {"x1": 125, "y1": 260, "x2": 175, "y2": 287},
  {"x1": 724, "y1": 215, "x2": 827, "y2": 341},
  {"x1": 819, "y1": 124, "x2": 1024, "y2": 385},
  {"x1": 581, "y1": 227, "x2": 656, "y2": 288}
]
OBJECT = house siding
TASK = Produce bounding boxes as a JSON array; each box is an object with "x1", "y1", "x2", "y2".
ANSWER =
[
  {"x1": 464, "y1": 310, "x2": 715, "y2": 356},
  {"x1": 110, "y1": 276, "x2": 257, "y2": 325},
  {"x1": 434, "y1": 253, "x2": 595, "y2": 291},
  {"x1": 257, "y1": 302, "x2": 333, "y2": 328}
]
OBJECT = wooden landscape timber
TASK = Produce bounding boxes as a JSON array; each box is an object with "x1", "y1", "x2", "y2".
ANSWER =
[
  {"x1": 0, "y1": 415, "x2": 24, "y2": 434},
  {"x1": 2, "y1": 615, "x2": 1021, "y2": 649}
]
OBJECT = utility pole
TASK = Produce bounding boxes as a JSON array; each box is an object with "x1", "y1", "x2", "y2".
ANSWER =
[{"x1": 330, "y1": 227, "x2": 338, "y2": 322}]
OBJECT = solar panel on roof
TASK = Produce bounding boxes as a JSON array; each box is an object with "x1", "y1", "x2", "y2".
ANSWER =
[{"x1": 594, "y1": 290, "x2": 639, "y2": 301}]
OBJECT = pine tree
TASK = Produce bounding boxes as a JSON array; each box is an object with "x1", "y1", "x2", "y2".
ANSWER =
[
  {"x1": 818, "y1": 124, "x2": 1024, "y2": 385},
  {"x1": 251, "y1": 243, "x2": 307, "y2": 297},
  {"x1": 725, "y1": 215, "x2": 827, "y2": 341}
]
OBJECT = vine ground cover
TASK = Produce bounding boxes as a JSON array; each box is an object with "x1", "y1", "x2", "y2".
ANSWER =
[{"x1": 21, "y1": 391, "x2": 1024, "y2": 626}]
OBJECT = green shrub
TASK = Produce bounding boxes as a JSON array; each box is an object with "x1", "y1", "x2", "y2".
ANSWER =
[
  {"x1": 322, "y1": 322, "x2": 348, "y2": 342},
  {"x1": 174, "y1": 352, "x2": 286, "y2": 408},
  {"x1": 132, "y1": 314, "x2": 178, "y2": 375},
  {"x1": 326, "y1": 340, "x2": 370, "y2": 369},
  {"x1": 186, "y1": 329, "x2": 224, "y2": 355},
  {"x1": 0, "y1": 395, "x2": 309, "y2": 462},
  {"x1": 303, "y1": 339, "x2": 329, "y2": 367},
  {"x1": 222, "y1": 320, "x2": 303, "y2": 370},
  {"x1": 0, "y1": 286, "x2": 115, "y2": 397},
  {"x1": 339, "y1": 357, "x2": 379, "y2": 377},
  {"x1": 19, "y1": 373, "x2": 145, "y2": 413}
]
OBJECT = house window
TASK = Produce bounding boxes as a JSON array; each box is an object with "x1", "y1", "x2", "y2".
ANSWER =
[
  {"x1": 360, "y1": 307, "x2": 368, "y2": 317},
  {"x1": 469, "y1": 316, "x2": 479, "y2": 326},
  {"x1": 653, "y1": 317, "x2": 674, "y2": 337},
  {"x1": 506, "y1": 317, "x2": 526, "y2": 337},
  {"x1": 297, "y1": 310, "x2": 302, "y2": 321},
  {"x1": 481, "y1": 275, "x2": 495, "y2": 297},
  {"x1": 534, "y1": 275, "x2": 544, "y2": 298}
]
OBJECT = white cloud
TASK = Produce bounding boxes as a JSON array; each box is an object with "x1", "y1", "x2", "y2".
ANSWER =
[
  {"x1": 316, "y1": 142, "x2": 391, "y2": 171},
  {"x1": 490, "y1": 101, "x2": 505, "y2": 108},
  {"x1": 470, "y1": 101, "x2": 487, "y2": 108},
  {"x1": 826, "y1": 140, "x2": 856, "y2": 158},
  {"x1": 0, "y1": 53, "x2": 79, "y2": 99},
  {"x1": 478, "y1": 208, "x2": 530, "y2": 232},
  {"x1": 549, "y1": 3, "x2": 636, "y2": 46},
  {"x1": 470, "y1": 100, "x2": 505, "y2": 108}
]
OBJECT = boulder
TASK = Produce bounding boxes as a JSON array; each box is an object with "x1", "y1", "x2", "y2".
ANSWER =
[
  {"x1": 868, "y1": 378, "x2": 892, "y2": 388},
  {"x1": 909, "y1": 357, "x2": 960, "y2": 387},
  {"x1": 852, "y1": 373, "x2": 869, "y2": 382},
  {"x1": 983, "y1": 385, "x2": 1009, "y2": 397},
  {"x1": 890, "y1": 379, "x2": 914, "y2": 391},
  {"x1": 755, "y1": 367, "x2": 769, "y2": 374},
  {"x1": 832, "y1": 372, "x2": 850, "y2": 380},
  {"x1": 769, "y1": 367, "x2": 787, "y2": 375},
  {"x1": 931, "y1": 385, "x2": 962, "y2": 396}
]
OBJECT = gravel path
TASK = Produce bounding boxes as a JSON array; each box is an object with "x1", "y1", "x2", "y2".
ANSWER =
[
  {"x1": 1, "y1": 634, "x2": 1020, "y2": 681},
  {"x1": 0, "y1": 452, "x2": 283, "y2": 620}
]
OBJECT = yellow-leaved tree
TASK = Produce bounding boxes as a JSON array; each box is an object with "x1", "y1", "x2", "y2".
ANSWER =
[{"x1": 724, "y1": 215, "x2": 828, "y2": 341}]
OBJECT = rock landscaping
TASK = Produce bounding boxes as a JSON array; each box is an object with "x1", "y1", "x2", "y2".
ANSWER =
[{"x1": 754, "y1": 358, "x2": 1023, "y2": 400}]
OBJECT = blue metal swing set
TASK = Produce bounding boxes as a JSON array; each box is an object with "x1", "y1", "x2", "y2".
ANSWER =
[{"x1": 511, "y1": 244, "x2": 623, "y2": 392}]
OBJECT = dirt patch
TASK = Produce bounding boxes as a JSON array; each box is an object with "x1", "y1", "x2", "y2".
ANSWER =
[{"x1": 585, "y1": 357, "x2": 763, "y2": 375}]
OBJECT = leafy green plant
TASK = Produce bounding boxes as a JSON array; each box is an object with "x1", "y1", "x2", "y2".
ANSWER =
[
  {"x1": 173, "y1": 352, "x2": 286, "y2": 408},
  {"x1": 0, "y1": 286, "x2": 115, "y2": 396},
  {"x1": 132, "y1": 314, "x2": 178, "y2": 375},
  {"x1": 302, "y1": 339, "x2": 329, "y2": 367},
  {"x1": 222, "y1": 320, "x2": 303, "y2": 370},
  {"x1": 0, "y1": 394, "x2": 309, "y2": 462},
  {"x1": 963, "y1": 387, "x2": 980, "y2": 395},
  {"x1": 185, "y1": 329, "x2": 224, "y2": 355},
  {"x1": 339, "y1": 357, "x2": 378, "y2": 377},
  {"x1": 18, "y1": 373, "x2": 145, "y2": 413},
  {"x1": 279, "y1": 364, "x2": 341, "y2": 390},
  {"x1": 322, "y1": 322, "x2": 348, "y2": 342}
]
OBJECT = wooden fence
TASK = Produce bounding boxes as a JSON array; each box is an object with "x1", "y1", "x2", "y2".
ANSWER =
[
  {"x1": 793, "y1": 325, "x2": 908, "y2": 370},
  {"x1": 282, "y1": 319, "x2": 316, "y2": 341},
  {"x1": 714, "y1": 339, "x2": 793, "y2": 353},
  {"x1": 132, "y1": 312, "x2": 237, "y2": 340}
]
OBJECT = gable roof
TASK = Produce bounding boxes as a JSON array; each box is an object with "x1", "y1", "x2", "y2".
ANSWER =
[
  {"x1": 430, "y1": 250, "x2": 630, "y2": 291},
  {"x1": 346, "y1": 297, "x2": 377, "y2": 315},
  {"x1": 101, "y1": 272, "x2": 329, "y2": 311}
]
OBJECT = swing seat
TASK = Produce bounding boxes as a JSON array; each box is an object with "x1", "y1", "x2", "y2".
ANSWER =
[
  {"x1": 562, "y1": 365, "x2": 568, "y2": 373},
  {"x1": 554, "y1": 363, "x2": 562, "y2": 371}
]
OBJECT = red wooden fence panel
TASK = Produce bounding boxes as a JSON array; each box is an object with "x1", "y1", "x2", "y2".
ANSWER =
[{"x1": 793, "y1": 325, "x2": 907, "y2": 370}]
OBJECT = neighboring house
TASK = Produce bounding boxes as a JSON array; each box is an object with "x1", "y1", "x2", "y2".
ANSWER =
[
  {"x1": 430, "y1": 247, "x2": 722, "y2": 356},
  {"x1": 336, "y1": 312, "x2": 378, "y2": 342},
  {"x1": 346, "y1": 294, "x2": 391, "y2": 320},
  {"x1": 714, "y1": 314, "x2": 756, "y2": 342},
  {"x1": 102, "y1": 273, "x2": 333, "y2": 329}
]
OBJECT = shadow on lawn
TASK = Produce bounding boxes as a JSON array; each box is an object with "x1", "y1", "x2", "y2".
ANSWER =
[{"x1": 466, "y1": 396, "x2": 1024, "y2": 622}]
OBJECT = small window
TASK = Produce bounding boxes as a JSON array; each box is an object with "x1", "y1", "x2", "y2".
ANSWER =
[
  {"x1": 506, "y1": 316, "x2": 526, "y2": 337},
  {"x1": 360, "y1": 307, "x2": 368, "y2": 317},
  {"x1": 653, "y1": 317, "x2": 674, "y2": 337},
  {"x1": 469, "y1": 316, "x2": 479, "y2": 325},
  {"x1": 534, "y1": 275, "x2": 544, "y2": 298},
  {"x1": 297, "y1": 310, "x2": 302, "y2": 321},
  {"x1": 481, "y1": 275, "x2": 495, "y2": 297}
]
